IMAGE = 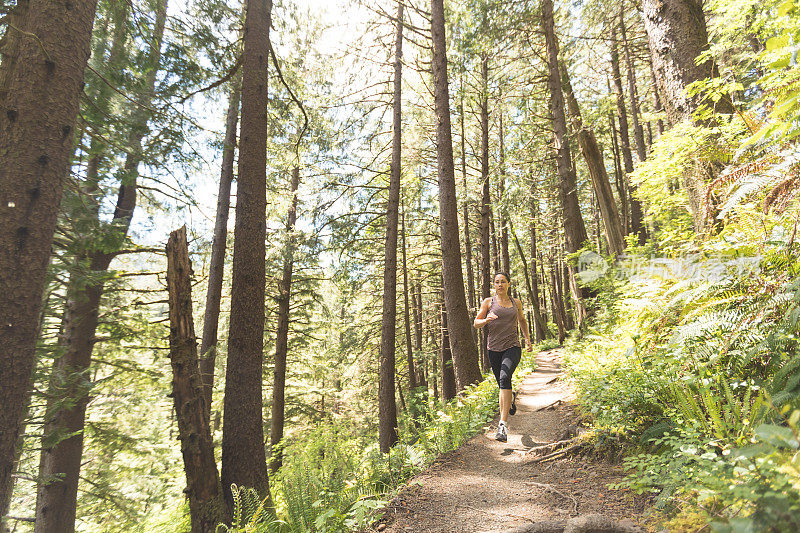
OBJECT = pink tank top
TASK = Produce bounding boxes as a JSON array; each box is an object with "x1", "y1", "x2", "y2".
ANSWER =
[{"x1": 485, "y1": 296, "x2": 520, "y2": 351}]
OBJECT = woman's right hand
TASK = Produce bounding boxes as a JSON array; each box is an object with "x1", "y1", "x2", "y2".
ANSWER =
[{"x1": 485, "y1": 311, "x2": 498, "y2": 324}]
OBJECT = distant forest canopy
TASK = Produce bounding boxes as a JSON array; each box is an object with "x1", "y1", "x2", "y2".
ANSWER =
[{"x1": 0, "y1": 0, "x2": 798, "y2": 531}]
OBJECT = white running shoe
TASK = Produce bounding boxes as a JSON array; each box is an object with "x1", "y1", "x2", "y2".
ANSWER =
[{"x1": 495, "y1": 422, "x2": 508, "y2": 442}]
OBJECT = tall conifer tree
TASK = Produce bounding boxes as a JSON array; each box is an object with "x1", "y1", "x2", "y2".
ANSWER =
[
  {"x1": 221, "y1": 0, "x2": 273, "y2": 511},
  {"x1": 430, "y1": 0, "x2": 482, "y2": 390},
  {"x1": 0, "y1": 0, "x2": 99, "y2": 509}
]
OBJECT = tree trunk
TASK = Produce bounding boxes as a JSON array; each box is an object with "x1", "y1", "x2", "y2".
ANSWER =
[
  {"x1": 561, "y1": 65, "x2": 626, "y2": 256},
  {"x1": 620, "y1": 13, "x2": 649, "y2": 245},
  {"x1": 401, "y1": 210, "x2": 417, "y2": 392},
  {"x1": 430, "y1": 0, "x2": 482, "y2": 391},
  {"x1": 608, "y1": 110, "x2": 629, "y2": 232},
  {"x1": 428, "y1": 314, "x2": 439, "y2": 401},
  {"x1": 498, "y1": 113, "x2": 510, "y2": 276},
  {"x1": 610, "y1": 25, "x2": 647, "y2": 242},
  {"x1": 510, "y1": 218, "x2": 549, "y2": 341},
  {"x1": 621, "y1": 14, "x2": 647, "y2": 164},
  {"x1": 648, "y1": 58, "x2": 666, "y2": 136},
  {"x1": 641, "y1": 0, "x2": 732, "y2": 124},
  {"x1": 0, "y1": 0, "x2": 99, "y2": 507},
  {"x1": 460, "y1": 74, "x2": 476, "y2": 313},
  {"x1": 200, "y1": 72, "x2": 242, "y2": 425},
  {"x1": 543, "y1": 0, "x2": 594, "y2": 324},
  {"x1": 640, "y1": 0, "x2": 733, "y2": 230},
  {"x1": 221, "y1": 0, "x2": 273, "y2": 511},
  {"x1": 490, "y1": 211, "x2": 500, "y2": 273},
  {"x1": 549, "y1": 262, "x2": 566, "y2": 344},
  {"x1": 479, "y1": 54, "x2": 491, "y2": 304},
  {"x1": 528, "y1": 186, "x2": 549, "y2": 341},
  {"x1": 270, "y1": 167, "x2": 301, "y2": 471},
  {"x1": 478, "y1": 55, "x2": 492, "y2": 374},
  {"x1": 379, "y1": 0, "x2": 404, "y2": 454},
  {"x1": 542, "y1": 0, "x2": 589, "y2": 257},
  {"x1": 559, "y1": 259, "x2": 575, "y2": 331},
  {"x1": 539, "y1": 249, "x2": 549, "y2": 325},
  {"x1": 439, "y1": 290, "x2": 456, "y2": 401},
  {"x1": 34, "y1": 2, "x2": 167, "y2": 529},
  {"x1": 166, "y1": 227, "x2": 223, "y2": 533},
  {"x1": 412, "y1": 282, "x2": 425, "y2": 389},
  {"x1": 610, "y1": 26, "x2": 635, "y2": 176},
  {"x1": 82, "y1": 2, "x2": 129, "y2": 205}
]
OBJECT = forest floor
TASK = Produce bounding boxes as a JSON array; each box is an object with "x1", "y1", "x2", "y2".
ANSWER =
[{"x1": 375, "y1": 349, "x2": 652, "y2": 532}]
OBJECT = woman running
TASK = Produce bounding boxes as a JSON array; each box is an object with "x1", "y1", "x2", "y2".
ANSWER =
[{"x1": 473, "y1": 272, "x2": 532, "y2": 442}]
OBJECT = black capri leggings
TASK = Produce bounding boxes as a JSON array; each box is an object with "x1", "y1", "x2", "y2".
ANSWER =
[{"x1": 487, "y1": 346, "x2": 521, "y2": 390}]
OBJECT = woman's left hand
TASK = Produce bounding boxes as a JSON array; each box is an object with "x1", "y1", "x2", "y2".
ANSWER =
[{"x1": 523, "y1": 339, "x2": 533, "y2": 352}]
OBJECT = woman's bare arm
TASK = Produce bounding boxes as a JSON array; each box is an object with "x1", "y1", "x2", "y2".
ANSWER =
[
  {"x1": 516, "y1": 299, "x2": 532, "y2": 349},
  {"x1": 474, "y1": 298, "x2": 496, "y2": 328}
]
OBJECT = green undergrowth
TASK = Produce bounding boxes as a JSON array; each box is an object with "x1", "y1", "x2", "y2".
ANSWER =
[
  {"x1": 216, "y1": 345, "x2": 540, "y2": 532},
  {"x1": 565, "y1": 240, "x2": 800, "y2": 531}
]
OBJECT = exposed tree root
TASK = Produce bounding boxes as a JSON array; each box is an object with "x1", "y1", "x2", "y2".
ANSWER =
[
  {"x1": 525, "y1": 436, "x2": 587, "y2": 464},
  {"x1": 526, "y1": 438, "x2": 576, "y2": 455},
  {"x1": 534, "y1": 399, "x2": 563, "y2": 411},
  {"x1": 524, "y1": 481, "x2": 579, "y2": 514}
]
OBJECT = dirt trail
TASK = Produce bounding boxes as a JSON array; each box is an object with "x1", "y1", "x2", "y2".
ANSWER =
[{"x1": 376, "y1": 350, "x2": 648, "y2": 532}]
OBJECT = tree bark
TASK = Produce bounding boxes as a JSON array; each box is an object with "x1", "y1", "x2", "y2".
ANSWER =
[
  {"x1": 166, "y1": 227, "x2": 223, "y2": 533},
  {"x1": 430, "y1": 0, "x2": 482, "y2": 391},
  {"x1": 608, "y1": 110, "x2": 629, "y2": 232},
  {"x1": 620, "y1": 15, "x2": 647, "y2": 164},
  {"x1": 610, "y1": 25, "x2": 647, "y2": 242},
  {"x1": 428, "y1": 313, "x2": 439, "y2": 401},
  {"x1": 561, "y1": 65, "x2": 626, "y2": 256},
  {"x1": 412, "y1": 282, "x2": 425, "y2": 389},
  {"x1": 0, "y1": 0, "x2": 99, "y2": 508},
  {"x1": 401, "y1": 210, "x2": 416, "y2": 392},
  {"x1": 640, "y1": 0, "x2": 732, "y2": 124},
  {"x1": 200, "y1": 71, "x2": 242, "y2": 425},
  {"x1": 478, "y1": 55, "x2": 492, "y2": 374},
  {"x1": 490, "y1": 211, "x2": 500, "y2": 273},
  {"x1": 460, "y1": 79, "x2": 476, "y2": 313},
  {"x1": 379, "y1": 1, "x2": 403, "y2": 454},
  {"x1": 221, "y1": 0, "x2": 273, "y2": 511},
  {"x1": 34, "y1": 2, "x2": 166, "y2": 529},
  {"x1": 610, "y1": 26, "x2": 635, "y2": 177},
  {"x1": 509, "y1": 218, "x2": 549, "y2": 341},
  {"x1": 559, "y1": 259, "x2": 575, "y2": 331},
  {"x1": 542, "y1": 0, "x2": 594, "y2": 322},
  {"x1": 620, "y1": 13, "x2": 649, "y2": 245},
  {"x1": 528, "y1": 184, "x2": 549, "y2": 342},
  {"x1": 270, "y1": 166, "x2": 301, "y2": 471},
  {"x1": 498, "y1": 113, "x2": 510, "y2": 276},
  {"x1": 648, "y1": 58, "x2": 665, "y2": 135},
  {"x1": 542, "y1": 0, "x2": 589, "y2": 257},
  {"x1": 640, "y1": 0, "x2": 733, "y2": 230},
  {"x1": 479, "y1": 54, "x2": 491, "y2": 304},
  {"x1": 549, "y1": 261, "x2": 566, "y2": 344},
  {"x1": 439, "y1": 290, "x2": 456, "y2": 401}
]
